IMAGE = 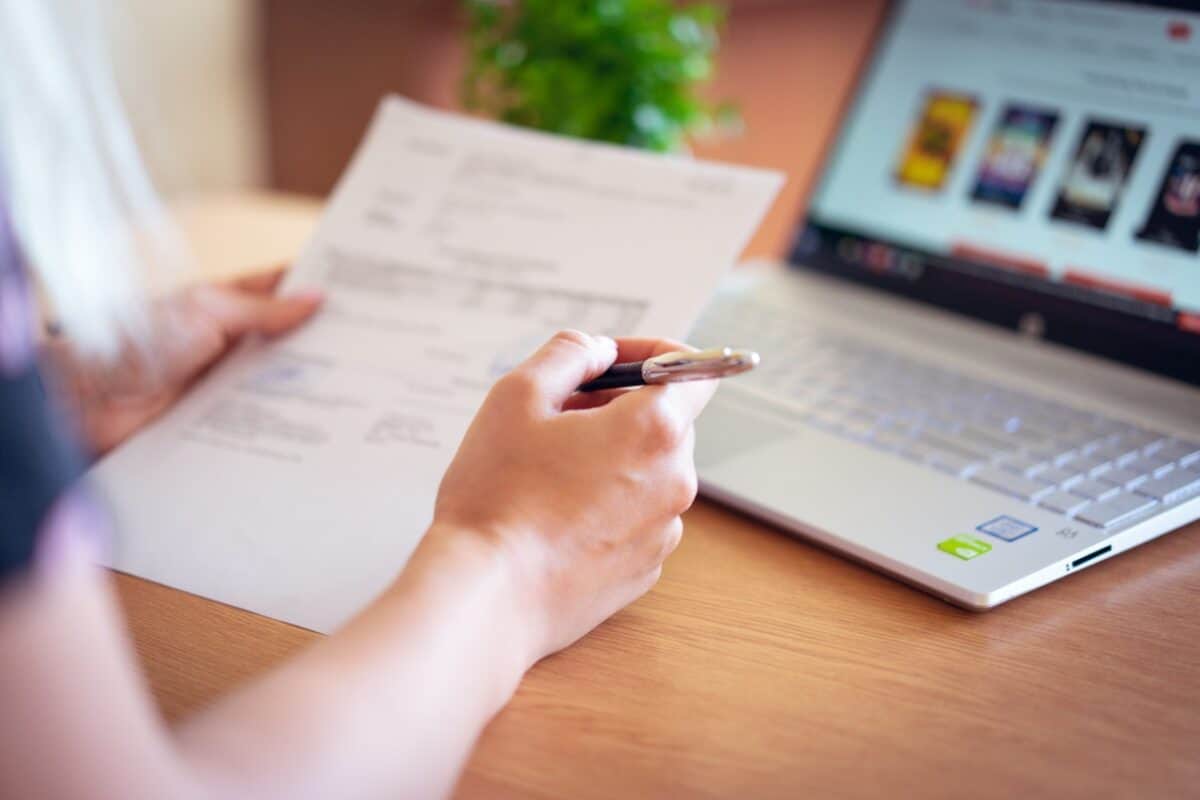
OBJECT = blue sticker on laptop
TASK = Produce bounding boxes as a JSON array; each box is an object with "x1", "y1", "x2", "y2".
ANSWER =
[{"x1": 977, "y1": 515, "x2": 1038, "y2": 542}]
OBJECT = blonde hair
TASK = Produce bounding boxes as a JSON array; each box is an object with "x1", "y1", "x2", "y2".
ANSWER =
[{"x1": 0, "y1": 0, "x2": 186, "y2": 358}]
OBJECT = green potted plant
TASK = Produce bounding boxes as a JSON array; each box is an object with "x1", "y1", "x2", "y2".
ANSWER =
[{"x1": 462, "y1": 0, "x2": 738, "y2": 153}]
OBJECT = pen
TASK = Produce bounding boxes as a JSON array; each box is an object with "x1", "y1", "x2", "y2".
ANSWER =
[{"x1": 578, "y1": 347, "x2": 760, "y2": 392}]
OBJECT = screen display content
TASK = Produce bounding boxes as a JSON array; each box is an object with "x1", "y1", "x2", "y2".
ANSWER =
[
  {"x1": 895, "y1": 90, "x2": 980, "y2": 191},
  {"x1": 972, "y1": 104, "x2": 1060, "y2": 210},
  {"x1": 803, "y1": 0, "x2": 1200, "y2": 381},
  {"x1": 1137, "y1": 141, "x2": 1200, "y2": 254},
  {"x1": 1050, "y1": 120, "x2": 1146, "y2": 231}
]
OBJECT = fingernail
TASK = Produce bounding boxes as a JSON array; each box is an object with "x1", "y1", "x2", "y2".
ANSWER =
[{"x1": 595, "y1": 335, "x2": 617, "y2": 351}]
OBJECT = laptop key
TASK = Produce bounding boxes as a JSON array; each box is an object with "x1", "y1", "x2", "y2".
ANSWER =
[
  {"x1": 1051, "y1": 448, "x2": 1081, "y2": 467},
  {"x1": 1038, "y1": 465, "x2": 1082, "y2": 488},
  {"x1": 1006, "y1": 426, "x2": 1050, "y2": 447},
  {"x1": 1128, "y1": 455, "x2": 1176, "y2": 479},
  {"x1": 997, "y1": 452, "x2": 1049, "y2": 476},
  {"x1": 1076, "y1": 493, "x2": 1159, "y2": 529},
  {"x1": 1039, "y1": 491, "x2": 1090, "y2": 516},
  {"x1": 958, "y1": 425, "x2": 1012, "y2": 453},
  {"x1": 1142, "y1": 438, "x2": 1168, "y2": 456},
  {"x1": 1098, "y1": 466, "x2": 1147, "y2": 489},
  {"x1": 1156, "y1": 440, "x2": 1200, "y2": 466},
  {"x1": 1071, "y1": 454, "x2": 1113, "y2": 477},
  {"x1": 1057, "y1": 430, "x2": 1107, "y2": 453},
  {"x1": 970, "y1": 467, "x2": 1054, "y2": 502},
  {"x1": 916, "y1": 431, "x2": 990, "y2": 461},
  {"x1": 1121, "y1": 430, "x2": 1166, "y2": 452},
  {"x1": 1135, "y1": 471, "x2": 1200, "y2": 505},
  {"x1": 1069, "y1": 478, "x2": 1120, "y2": 501},
  {"x1": 1090, "y1": 441, "x2": 1141, "y2": 467},
  {"x1": 926, "y1": 449, "x2": 983, "y2": 478}
]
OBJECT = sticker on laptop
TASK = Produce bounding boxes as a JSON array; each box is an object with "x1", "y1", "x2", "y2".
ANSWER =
[
  {"x1": 937, "y1": 534, "x2": 992, "y2": 561},
  {"x1": 977, "y1": 515, "x2": 1038, "y2": 542}
]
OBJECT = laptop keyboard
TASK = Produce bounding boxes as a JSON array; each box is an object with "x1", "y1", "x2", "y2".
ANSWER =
[{"x1": 693, "y1": 307, "x2": 1200, "y2": 530}]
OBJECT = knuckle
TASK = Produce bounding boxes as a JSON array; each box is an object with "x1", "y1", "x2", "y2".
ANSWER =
[
  {"x1": 640, "y1": 397, "x2": 684, "y2": 450},
  {"x1": 658, "y1": 518, "x2": 684, "y2": 560},
  {"x1": 495, "y1": 369, "x2": 541, "y2": 405},
  {"x1": 642, "y1": 564, "x2": 665, "y2": 592},
  {"x1": 550, "y1": 329, "x2": 592, "y2": 351},
  {"x1": 671, "y1": 468, "x2": 699, "y2": 512}
]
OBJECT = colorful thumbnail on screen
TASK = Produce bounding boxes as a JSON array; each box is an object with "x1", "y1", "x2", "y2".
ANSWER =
[
  {"x1": 1050, "y1": 120, "x2": 1145, "y2": 231},
  {"x1": 971, "y1": 105, "x2": 1059, "y2": 210},
  {"x1": 894, "y1": 90, "x2": 979, "y2": 192},
  {"x1": 1136, "y1": 140, "x2": 1200, "y2": 254}
]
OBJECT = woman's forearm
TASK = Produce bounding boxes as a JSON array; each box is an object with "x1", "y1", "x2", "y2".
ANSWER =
[
  {"x1": 176, "y1": 527, "x2": 536, "y2": 800},
  {"x1": 2, "y1": 521, "x2": 536, "y2": 800}
]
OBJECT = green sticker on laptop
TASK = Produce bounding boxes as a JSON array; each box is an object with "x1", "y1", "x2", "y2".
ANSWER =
[{"x1": 937, "y1": 534, "x2": 992, "y2": 561}]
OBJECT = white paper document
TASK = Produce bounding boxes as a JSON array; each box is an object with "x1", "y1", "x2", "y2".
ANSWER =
[{"x1": 92, "y1": 97, "x2": 783, "y2": 633}]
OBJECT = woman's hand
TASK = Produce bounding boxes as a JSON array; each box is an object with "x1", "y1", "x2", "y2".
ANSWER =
[
  {"x1": 46, "y1": 268, "x2": 323, "y2": 456},
  {"x1": 428, "y1": 330, "x2": 716, "y2": 667}
]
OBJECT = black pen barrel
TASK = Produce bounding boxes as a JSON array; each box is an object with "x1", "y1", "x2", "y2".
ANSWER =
[{"x1": 577, "y1": 361, "x2": 645, "y2": 392}]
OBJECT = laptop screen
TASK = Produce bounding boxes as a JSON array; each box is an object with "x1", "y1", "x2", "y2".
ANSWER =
[{"x1": 797, "y1": 0, "x2": 1200, "y2": 385}]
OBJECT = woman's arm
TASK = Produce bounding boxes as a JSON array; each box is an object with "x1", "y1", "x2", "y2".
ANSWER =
[
  {"x1": 178, "y1": 531, "x2": 534, "y2": 800},
  {"x1": 0, "y1": 331, "x2": 713, "y2": 800}
]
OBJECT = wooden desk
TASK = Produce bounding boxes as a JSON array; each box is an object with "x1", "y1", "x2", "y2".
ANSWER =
[{"x1": 119, "y1": 4, "x2": 1200, "y2": 796}]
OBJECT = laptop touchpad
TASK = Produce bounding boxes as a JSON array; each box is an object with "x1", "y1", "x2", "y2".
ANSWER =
[{"x1": 695, "y1": 389, "x2": 799, "y2": 469}]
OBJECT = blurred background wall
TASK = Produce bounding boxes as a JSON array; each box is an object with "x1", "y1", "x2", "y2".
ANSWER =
[
  {"x1": 104, "y1": 0, "x2": 265, "y2": 196},
  {"x1": 102, "y1": 0, "x2": 886, "y2": 257}
]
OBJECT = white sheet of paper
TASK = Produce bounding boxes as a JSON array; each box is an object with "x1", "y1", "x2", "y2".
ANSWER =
[{"x1": 92, "y1": 97, "x2": 783, "y2": 633}]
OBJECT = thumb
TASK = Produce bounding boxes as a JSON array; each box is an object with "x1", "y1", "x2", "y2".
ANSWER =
[
  {"x1": 193, "y1": 285, "x2": 325, "y2": 339},
  {"x1": 507, "y1": 330, "x2": 618, "y2": 411}
]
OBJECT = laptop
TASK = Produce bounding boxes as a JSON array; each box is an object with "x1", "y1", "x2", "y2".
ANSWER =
[{"x1": 691, "y1": 0, "x2": 1200, "y2": 609}]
